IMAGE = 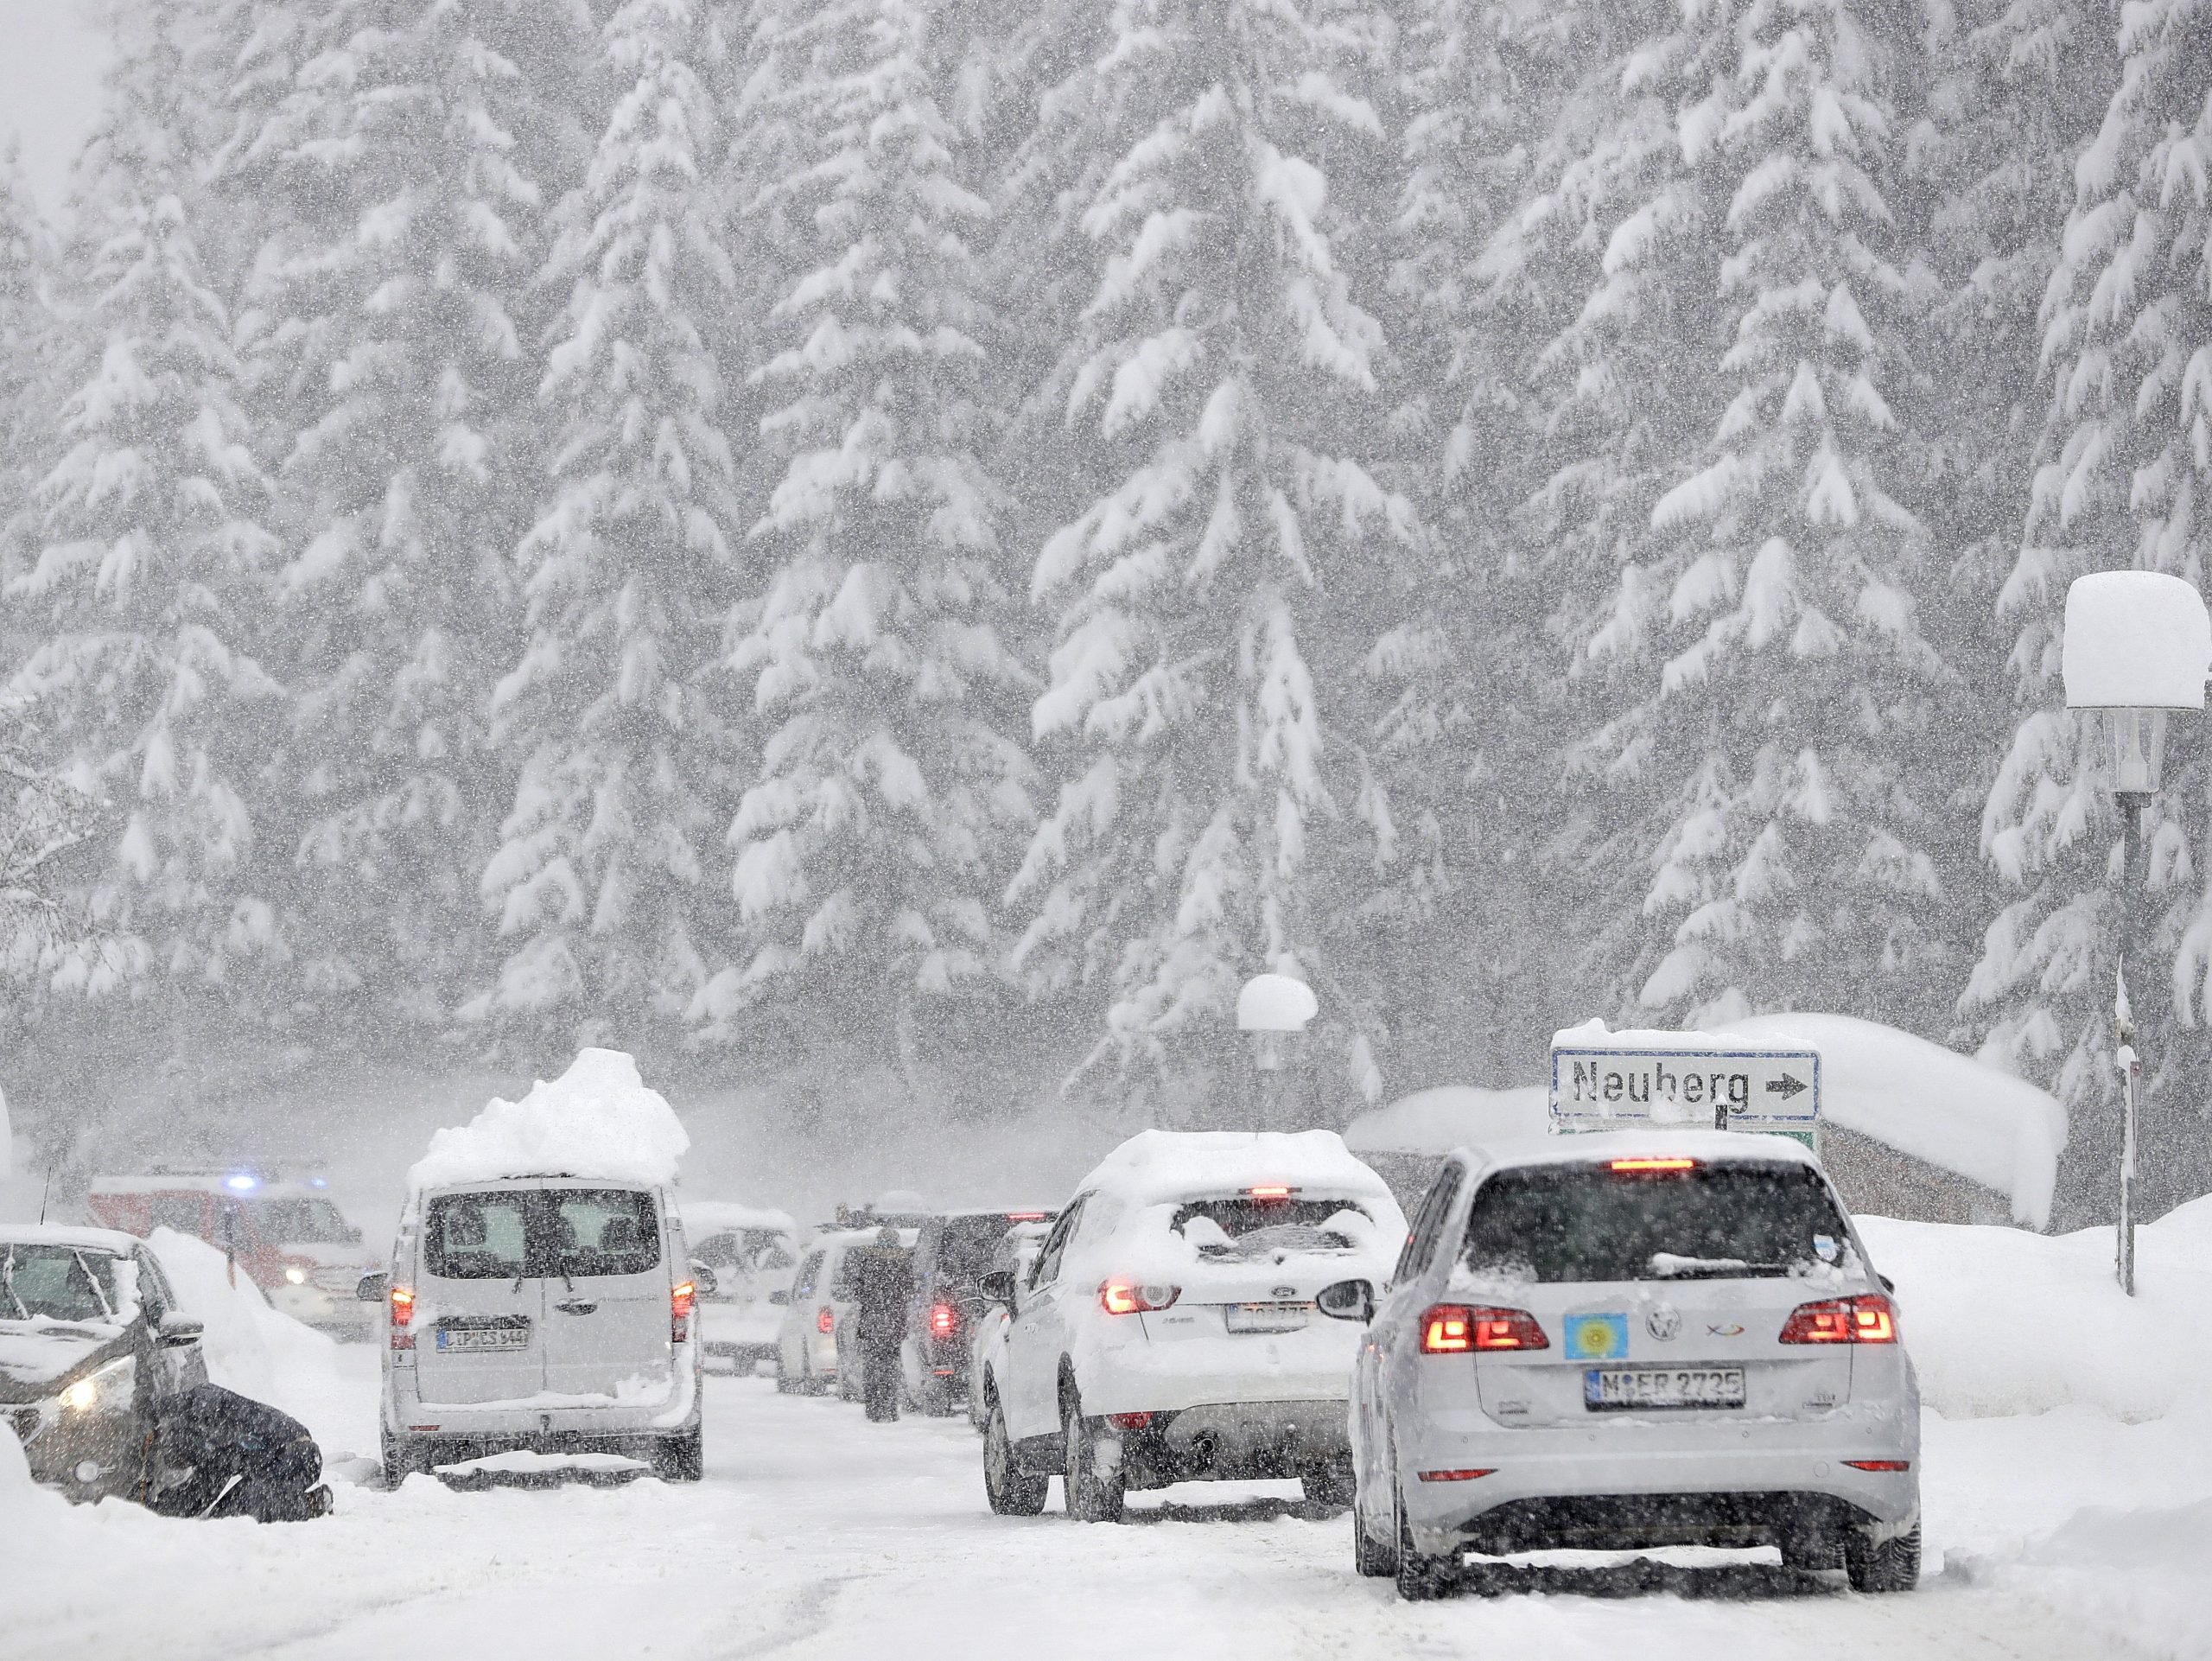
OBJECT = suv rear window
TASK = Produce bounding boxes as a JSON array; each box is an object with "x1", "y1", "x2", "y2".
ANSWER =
[
  {"x1": 425, "y1": 1189, "x2": 660, "y2": 1280},
  {"x1": 930, "y1": 1215, "x2": 1029, "y2": 1286},
  {"x1": 1460, "y1": 1162, "x2": 1851, "y2": 1283},
  {"x1": 1172, "y1": 1197, "x2": 1373, "y2": 1258}
]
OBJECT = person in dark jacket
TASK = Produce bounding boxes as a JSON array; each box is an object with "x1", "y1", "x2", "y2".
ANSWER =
[
  {"x1": 847, "y1": 1227, "x2": 913, "y2": 1423},
  {"x1": 151, "y1": 1384, "x2": 332, "y2": 1521}
]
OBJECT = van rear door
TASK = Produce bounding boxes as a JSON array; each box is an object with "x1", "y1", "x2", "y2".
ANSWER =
[
  {"x1": 415, "y1": 1188, "x2": 543, "y2": 1404},
  {"x1": 537, "y1": 1187, "x2": 674, "y2": 1401}
]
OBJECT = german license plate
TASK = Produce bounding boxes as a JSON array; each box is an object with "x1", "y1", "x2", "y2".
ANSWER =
[
  {"x1": 1225, "y1": 1301, "x2": 1310, "y2": 1333},
  {"x1": 1584, "y1": 1366, "x2": 1745, "y2": 1410},
  {"x1": 436, "y1": 1325, "x2": 526, "y2": 1352}
]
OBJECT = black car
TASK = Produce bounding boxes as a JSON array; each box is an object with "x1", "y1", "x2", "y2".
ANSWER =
[
  {"x1": 899, "y1": 1208, "x2": 1055, "y2": 1416},
  {"x1": 1, "y1": 1225, "x2": 329, "y2": 1520}
]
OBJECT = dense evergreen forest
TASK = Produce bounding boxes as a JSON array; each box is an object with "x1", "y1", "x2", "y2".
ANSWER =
[{"x1": 2, "y1": 0, "x2": 2208, "y2": 1224}]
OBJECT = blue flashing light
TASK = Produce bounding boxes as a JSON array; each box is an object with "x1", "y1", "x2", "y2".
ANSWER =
[
  {"x1": 308, "y1": 1177, "x2": 327, "y2": 1189},
  {"x1": 225, "y1": 1173, "x2": 258, "y2": 1193}
]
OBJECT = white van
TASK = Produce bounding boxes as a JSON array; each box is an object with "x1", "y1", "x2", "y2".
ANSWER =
[{"x1": 370, "y1": 1175, "x2": 703, "y2": 1482}]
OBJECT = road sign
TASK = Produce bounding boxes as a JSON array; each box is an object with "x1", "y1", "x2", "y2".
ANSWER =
[{"x1": 1550, "y1": 1044, "x2": 1821, "y2": 1149}]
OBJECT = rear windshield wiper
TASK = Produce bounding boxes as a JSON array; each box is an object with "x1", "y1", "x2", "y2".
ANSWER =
[{"x1": 1647, "y1": 1253, "x2": 1789, "y2": 1279}]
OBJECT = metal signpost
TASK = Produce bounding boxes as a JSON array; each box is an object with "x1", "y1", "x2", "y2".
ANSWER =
[{"x1": 1549, "y1": 1043, "x2": 1821, "y2": 1150}]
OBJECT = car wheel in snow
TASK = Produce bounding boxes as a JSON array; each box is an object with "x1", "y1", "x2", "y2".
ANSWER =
[
  {"x1": 1352, "y1": 1479, "x2": 1397, "y2": 1578},
  {"x1": 1301, "y1": 1457, "x2": 1355, "y2": 1511},
  {"x1": 774, "y1": 1361, "x2": 801, "y2": 1395},
  {"x1": 1061, "y1": 1395, "x2": 1124, "y2": 1524},
  {"x1": 380, "y1": 1431, "x2": 428, "y2": 1489},
  {"x1": 1393, "y1": 1479, "x2": 1456, "y2": 1601},
  {"x1": 1844, "y1": 1523, "x2": 1919, "y2": 1593},
  {"x1": 654, "y1": 1427, "x2": 703, "y2": 1483},
  {"x1": 983, "y1": 1396, "x2": 1047, "y2": 1516}
]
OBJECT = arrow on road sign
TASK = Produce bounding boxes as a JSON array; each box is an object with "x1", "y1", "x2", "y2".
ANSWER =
[{"x1": 1764, "y1": 1073, "x2": 1808, "y2": 1099}]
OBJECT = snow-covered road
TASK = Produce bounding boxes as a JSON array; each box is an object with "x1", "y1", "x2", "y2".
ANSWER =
[{"x1": 7, "y1": 1349, "x2": 2181, "y2": 1661}]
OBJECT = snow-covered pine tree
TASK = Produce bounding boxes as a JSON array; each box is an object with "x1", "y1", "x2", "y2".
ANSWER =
[
  {"x1": 240, "y1": 0, "x2": 591, "y2": 1030},
  {"x1": 468, "y1": 0, "x2": 741, "y2": 1043},
  {"x1": 0, "y1": 143, "x2": 49, "y2": 598},
  {"x1": 1005, "y1": 0, "x2": 1414, "y2": 1104},
  {"x1": 4, "y1": 3, "x2": 280, "y2": 996},
  {"x1": 1572, "y1": 0, "x2": 1961, "y2": 1030},
  {"x1": 698, "y1": 0, "x2": 1033, "y2": 1067},
  {"x1": 1967, "y1": 0, "x2": 2212, "y2": 1220}
]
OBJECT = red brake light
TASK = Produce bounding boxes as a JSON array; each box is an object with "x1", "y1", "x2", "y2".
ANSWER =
[
  {"x1": 929, "y1": 1301, "x2": 958, "y2": 1338},
  {"x1": 1779, "y1": 1294, "x2": 1897, "y2": 1345},
  {"x1": 1608, "y1": 1157, "x2": 1698, "y2": 1173},
  {"x1": 1416, "y1": 1468, "x2": 1497, "y2": 1482},
  {"x1": 1246, "y1": 1185, "x2": 1294, "y2": 1201},
  {"x1": 1421, "y1": 1304, "x2": 1548, "y2": 1353},
  {"x1": 1843, "y1": 1459, "x2": 1910, "y2": 1472},
  {"x1": 1099, "y1": 1281, "x2": 1179, "y2": 1315},
  {"x1": 1106, "y1": 1411, "x2": 1153, "y2": 1430},
  {"x1": 817, "y1": 1306, "x2": 835, "y2": 1334},
  {"x1": 671, "y1": 1280, "x2": 696, "y2": 1343},
  {"x1": 1005, "y1": 1211, "x2": 1047, "y2": 1222},
  {"x1": 389, "y1": 1286, "x2": 415, "y2": 1328}
]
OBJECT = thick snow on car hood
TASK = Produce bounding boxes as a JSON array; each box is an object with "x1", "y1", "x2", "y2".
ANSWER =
[{"x1": 0, "y1": 1321, "x2": 127, "y2": 1397}]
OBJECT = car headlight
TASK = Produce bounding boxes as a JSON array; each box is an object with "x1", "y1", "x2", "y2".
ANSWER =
[
  {"x1": 57, "y1": 1354, "x2": 137, "y2": 1416},
  {"x1": 284, "y1": 1266, "x2": 308, "y2": 1285}
]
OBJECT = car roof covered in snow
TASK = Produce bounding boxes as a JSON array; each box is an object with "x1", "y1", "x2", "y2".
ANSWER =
[
  {"x1": 0, "y1": 1223, "x2": 143, "y2": 1255},
  {"x1": 1464, "y1": 1128, "x2": 1823, "y2": 1176},
  {"x1": 680, "y1": 1201, "x2": 798, "y2": 1237},
  {"x1": 408, "y1": 1048, "x2": 690, "y2": 1192},
  {"x1": 86, "y1": 1172, "x2": 331, "y2": 1197},
  {"x1": 1073, "y1": 1130, "x2": 1395, "y2": 1208}
]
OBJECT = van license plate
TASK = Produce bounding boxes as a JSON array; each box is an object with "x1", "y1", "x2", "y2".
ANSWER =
[
  {"x1": 437, "y1": 1327, "x2": 526, "y2": 1352},
  {"x1": 1225, "y1": 1301, "x2": 1309, "y2": 1333},
  {"x1": 1584, "y1": 1367, "x2": 1745, "y2": 1410}
]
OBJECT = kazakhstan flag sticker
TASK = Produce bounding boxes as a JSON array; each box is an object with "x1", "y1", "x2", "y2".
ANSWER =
[{"x1": 1566, "y1": 1313, "x2": 1629, "y2": 1361}]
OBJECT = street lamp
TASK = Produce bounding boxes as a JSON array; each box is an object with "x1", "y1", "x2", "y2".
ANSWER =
[
  {"x1": 1236, "y1": 970, "x2": 1318, "y2": 1131},
  {"x1": 2060, "y1": 570, "x2": 2212, "y2": 1295}
]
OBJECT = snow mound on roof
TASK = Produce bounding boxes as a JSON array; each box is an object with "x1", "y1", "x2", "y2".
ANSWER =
[
  {"x1": 1076, "y1": 1130, "x2": 1391, "y2": 1207},
  {"x1": 1345, "y1": 1085, "x2": 1549, "y2": 1155},
  {"x1": 409, "y1": 1049, "x2": 689, "y2": 1192},
  {"x1": 1552, "y1": 1015, "x2": 2066, "y2": 1228}
]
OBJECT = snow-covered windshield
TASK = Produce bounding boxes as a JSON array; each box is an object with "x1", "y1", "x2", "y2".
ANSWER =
[
  {"x1": 249, "y1": 1198, "x2": 359, "y2": 1244},
  {"x1": 1460, "y1": 1164, "x2": 1850, "y2": 1283},
  {"x1": 0, "y1": 1244, "x2": 122, "y2": 1323},
  {"x1": 1172, "y1": 1198, "x2": 1374, "y2": 1258}
]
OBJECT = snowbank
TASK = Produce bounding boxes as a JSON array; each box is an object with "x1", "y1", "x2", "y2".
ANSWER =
[
  {"x1": 409, "y1": 1049, "x2": 689, "y2": 1192},
  {"x1": 1344, "y1": 1085, "x2": 1549, "y2": 1155},
  {"x1": 144, "y1": 1228, "x2": 342, "y2": 1432},
  {"x1": 1860, "y1": 1197, "x2": 2212, "y2": 1420},
  {"x1": 1074, "y1": 1130, "x2": 1394, "y2": 1209},
  {"x1": 679, "y1": 1201, "x2": 798, "y2": 1238},
  {"x1": 1553, "y1": 1015, "x2": 2065, "y2": 1227}
]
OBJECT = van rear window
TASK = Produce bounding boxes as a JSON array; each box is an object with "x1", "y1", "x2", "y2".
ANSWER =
[
  {"x1": 1459, "y1": 1162, "x2": 1850, "y2": 1283},
  {"x1": 425, "y1": 1189, "x2": 660, "y2": 1280}
]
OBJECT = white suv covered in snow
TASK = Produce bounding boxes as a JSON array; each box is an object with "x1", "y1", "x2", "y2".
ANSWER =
[
  {"x1": 1324, "y1": 1131, "x2": 1919, "y2": 1598},
  {"x1": 980, "y1": 1130, "x2": 1405, "y2": 1522}
]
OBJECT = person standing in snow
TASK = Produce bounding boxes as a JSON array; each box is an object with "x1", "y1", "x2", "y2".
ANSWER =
[{"x1": 849, "y1": 1226, "x2": 912, "y2": 1422}]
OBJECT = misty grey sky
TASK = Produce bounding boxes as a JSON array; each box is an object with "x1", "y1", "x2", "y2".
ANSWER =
[{"x1": 0, "y1": 0, "x2": 109, "y2": 217}]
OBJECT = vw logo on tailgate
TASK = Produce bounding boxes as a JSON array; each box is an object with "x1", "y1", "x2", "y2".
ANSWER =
[{"x1": 1645, "y1": 1304, "x2": 1681, "y2": 1341}]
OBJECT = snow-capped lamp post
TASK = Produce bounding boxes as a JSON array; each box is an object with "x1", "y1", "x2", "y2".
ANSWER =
[
  {"x1": 2061, "y1": 571, "x2": 2212, "y2": 1295},
  {"x1": 1236, "y1": 971, "x2": 1319, "y2": 1131}
]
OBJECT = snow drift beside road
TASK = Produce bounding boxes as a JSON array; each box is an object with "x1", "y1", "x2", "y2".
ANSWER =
[
  {"x1": 143, "y1": 1228, "x2": 346, "y2": 1445},
  {"x1": 409, "y1": 1048, "x2": 689, "y2": 1192},
  {"x1": 1860, "y1": 1197, "x2": 2212, "y2": 1420}
]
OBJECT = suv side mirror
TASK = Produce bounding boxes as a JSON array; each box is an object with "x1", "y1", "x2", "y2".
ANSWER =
[
  {"x1": 1315, "y1": 1278, "x2": 1376, "y2": 1324},
  {"x1": 767, "y1": 1289, "x2": 789, "y2": 1307},
  {"x1": 688, "y1": 1262, "x2": 720, "y2": 1298},
  {"x1": 157, "y1": 1311, "x2": 206, "y2": 1347},
  {"x1": 356, "y1": 1272, "x2": 390, "y2": 1303},
  {"x1": 978, "y1": 1270, "x2": 1016, "y2": 1308}
]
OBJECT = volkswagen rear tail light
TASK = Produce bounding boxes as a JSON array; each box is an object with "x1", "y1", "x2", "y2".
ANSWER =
[
  {"x1": 929, "y1": 1301, "x2": 958, "y2": 1340},
  {"x1": 1099, "y1": 1281, "x2": 1179, "y2": 1315},
  {"x1": 1608, "y1": 1156, "x2": 1698, "y2": 1173},
  {"x1": 1420, "y1": 1304, "x2": 1548, "y2": 1353},
  {"x1": 1779, "y1": 1294, "x2": 1897, "y2": 1345},
  {"x1": 817, "y1": 1306, "x2": 835, "y2": 1334},
  {"x1": 671, "y1": 1280, "x2": 696, "y2": 1344},
  {"x1": 1246, "y1": 1185, "x2": 1294, "y2": 1201}
]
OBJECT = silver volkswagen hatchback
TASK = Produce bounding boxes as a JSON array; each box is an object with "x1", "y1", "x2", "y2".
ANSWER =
[
  {"x1": 1322, "y1": 1131, "x2": 1918, "y2": 1599},
  {"x1": 371, "y1": 1177, "x2": 703, "y2": 1483}
]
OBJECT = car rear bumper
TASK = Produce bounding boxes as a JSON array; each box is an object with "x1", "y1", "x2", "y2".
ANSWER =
[
  {"x1": 1116, "y1": 1399, "x2": 1351, "y2": 1486},
  {"x1": 1397, "y1": 1409, "x2": 1918, "y2": 1552}
]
